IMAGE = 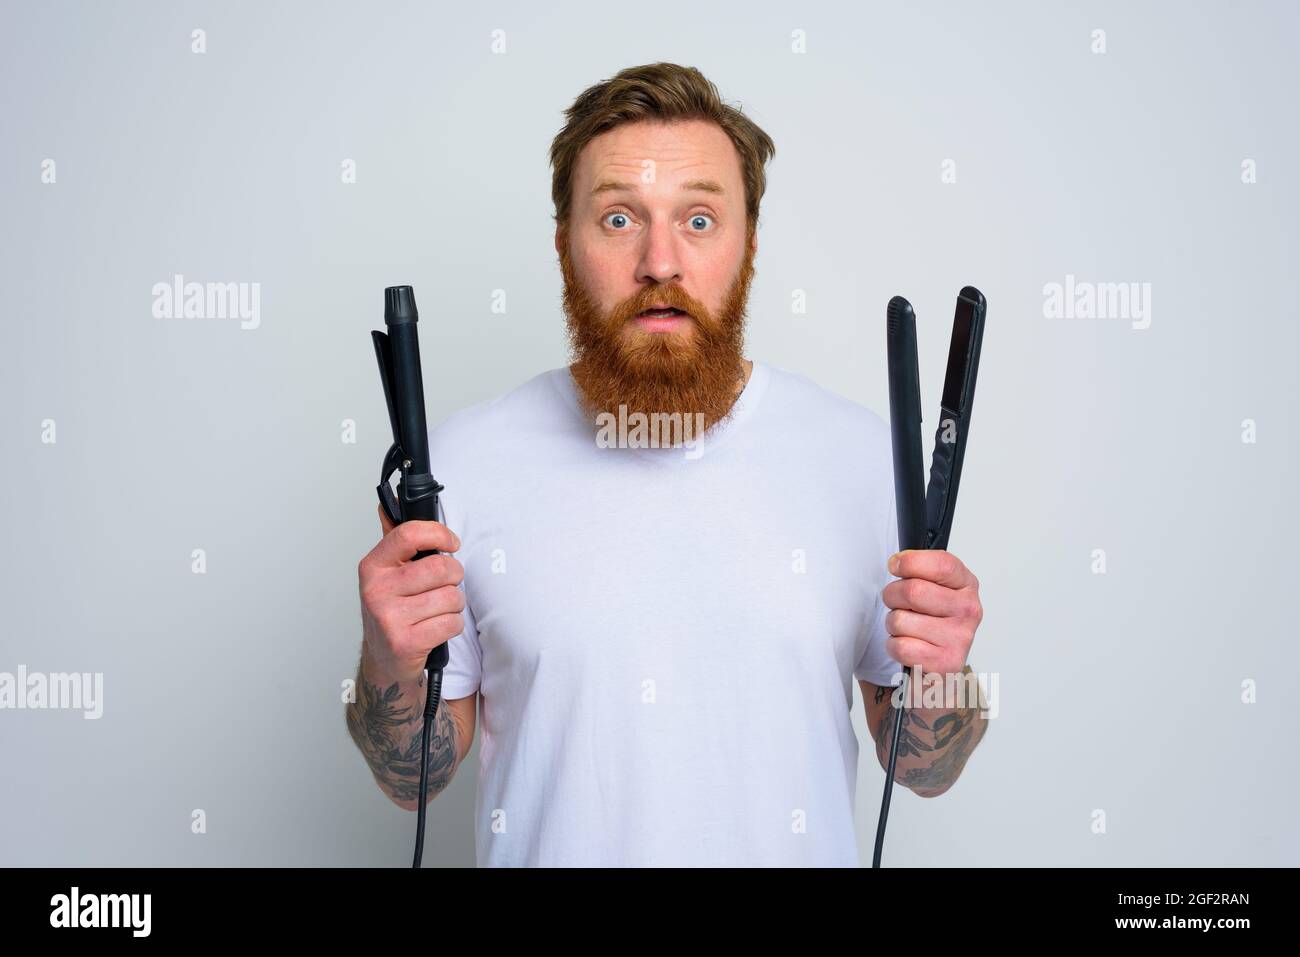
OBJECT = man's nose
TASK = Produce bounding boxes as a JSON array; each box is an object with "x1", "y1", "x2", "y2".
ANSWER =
[{"x1": 635, "y1": 218, "x2": 684, "y2": 286}]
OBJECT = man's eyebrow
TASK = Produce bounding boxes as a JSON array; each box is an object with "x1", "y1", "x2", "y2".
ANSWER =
[{"x1": 589, "y1": 178, "x2": 727, "y2": 196}]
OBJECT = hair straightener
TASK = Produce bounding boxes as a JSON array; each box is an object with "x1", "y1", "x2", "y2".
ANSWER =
[
  {"x1": 874, "y1": 286, "x2": 987, "y2": 867},
  {"x1": 371, "y1": 284, "x2": 448, "y2": 869}
]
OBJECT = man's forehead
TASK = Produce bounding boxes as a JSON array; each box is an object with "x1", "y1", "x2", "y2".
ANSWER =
[{"x1": 575, "y1": 120, "x2": 741, "y2": 194}]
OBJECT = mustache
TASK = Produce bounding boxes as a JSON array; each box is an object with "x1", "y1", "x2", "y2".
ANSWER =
[{"x1": 609, "y1": 287, "x2": 714, "y2": 330}]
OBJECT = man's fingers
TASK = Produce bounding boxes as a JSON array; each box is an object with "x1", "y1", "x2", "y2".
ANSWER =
[
  {"x1": 378, "y1": 503, "x2": 395, "y2": 536},
  {"x1": 884, "y1": 635, "x2": 945, "y2": 672},
  {"x1": 885, "y1": 607, "x2": 966, "y2": 646},
  {"x1": 372, "y1": 519, "x2": 460, "y2": 566},
  {"x1": 391, "y1": 553, "x2": 464, "y2": 597},
  {"x1": 402, "y1": 584, "x2": 467, "y2": 625},
  {"x1": 889, "y1": 549, "x2": 977, "y2": 590},
  {"x1": 885, "y1": 635, "x2": 966, "y2": 676},
  {"x1": 882, "y1": 576, "x2": 974, "y2": 619},
  {"x1": 409, "y1": 611, "x2": 467, "y2": 651}
]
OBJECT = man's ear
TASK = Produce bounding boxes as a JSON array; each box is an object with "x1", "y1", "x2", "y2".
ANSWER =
[{"x1": 554, "y1": 223, "x2": 565, "y2": 257}]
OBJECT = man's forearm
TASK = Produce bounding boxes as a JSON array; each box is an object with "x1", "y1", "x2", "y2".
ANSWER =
[
  {"x1": 345, "y1": 655, "x2": 459, "y2": 811},
  {"x1": 872, "y1": 667, "x2": 989, "y2": 798}
]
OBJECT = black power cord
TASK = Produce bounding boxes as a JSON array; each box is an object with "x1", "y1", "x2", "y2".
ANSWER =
[
  {"x1": 413, "y1": 667, "x2": 445, "y2": 869},
  {"x1": 872, "y1": 666, "x2": 911, "y2": 868}
]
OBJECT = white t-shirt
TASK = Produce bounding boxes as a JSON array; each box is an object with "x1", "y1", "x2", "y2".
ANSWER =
[{"x1": 430, "y1": 359, "x2": 902, "y2": 866}]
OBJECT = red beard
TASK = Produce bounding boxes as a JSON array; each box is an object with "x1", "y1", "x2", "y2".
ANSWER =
[{"x1": 559, "y1": 224, "x2": 757, "y2": 437}]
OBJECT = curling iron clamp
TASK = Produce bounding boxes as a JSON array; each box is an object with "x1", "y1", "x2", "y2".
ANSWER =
[
  {"x1": 371, "y1": 284, "x2": 448, "y2": 869},
  {"x1": 873, "y1": 286, "x2": 987, "y2": 867}
]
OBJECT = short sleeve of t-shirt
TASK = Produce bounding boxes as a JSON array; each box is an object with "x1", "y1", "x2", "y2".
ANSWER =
[
  {"x1": 435, "y1": 495, "x2": 482, "y2": 700},
  {"x1": 854, "y1": 592, "x2": 900, "y2": 685},
  {"x1": 440, "y1": 593, "x2": 482, "y2": 699},
  {"x1": 853, "y1": 480, "x2": 902, "y2": 686}
]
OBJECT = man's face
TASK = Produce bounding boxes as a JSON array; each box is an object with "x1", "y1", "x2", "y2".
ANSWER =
[{"x1": 557, "y1": 118, "x2": 758, "y2": 432}]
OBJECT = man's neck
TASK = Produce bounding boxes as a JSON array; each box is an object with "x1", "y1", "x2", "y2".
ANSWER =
[{"x1": 736, "y1": 358, "x2": 753, "y2": 397}]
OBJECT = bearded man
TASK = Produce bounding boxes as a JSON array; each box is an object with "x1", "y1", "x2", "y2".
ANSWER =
[{"x1": 348, "y1": 62, "x2": 988, "y2": 867}]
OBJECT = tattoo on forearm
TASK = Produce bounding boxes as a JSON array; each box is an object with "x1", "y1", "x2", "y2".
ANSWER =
[
  {"x1": 872, "y1": 681, "x2": 986, "y2": 794},
  {"x1": 346, "y1": 673, "x2": 458, "y2": 805},
  {"x1": 899, "y1": 722, "x2": 978, "y2": 793}
]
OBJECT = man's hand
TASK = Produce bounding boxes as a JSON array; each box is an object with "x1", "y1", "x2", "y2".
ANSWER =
[
  {"x1": 357, "y1": 505, "x2": 465, "y2": 686},
  {"x1": 346, "y1": 506, "x2": 472, "y2": 811},
  {"x1": 881, "y1": 549, "x2": 982, "y2": 676}
]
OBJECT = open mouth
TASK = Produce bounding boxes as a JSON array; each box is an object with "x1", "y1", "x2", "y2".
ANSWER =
[{"x1": 636, "y1": 307, "x2": 689, "y2": 319}]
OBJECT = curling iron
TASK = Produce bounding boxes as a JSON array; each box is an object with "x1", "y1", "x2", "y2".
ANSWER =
[
  {"x1": 371, "y1": 284, "x2": 448, "y2": 869},
  {"x1": 873, "y1": 286, "x2": 987, "y2": 867}
]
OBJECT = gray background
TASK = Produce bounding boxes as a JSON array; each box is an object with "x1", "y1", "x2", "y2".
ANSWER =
[{"x1": 2, "y1": 0, "x2": 1296, "y2": 866}]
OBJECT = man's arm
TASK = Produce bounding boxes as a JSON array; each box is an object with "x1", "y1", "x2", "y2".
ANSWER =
[
  {"x1": 345, "y1": 653, "x2": 477, "y2": 811},
  {"x1": 351, "y1": 507, "x2": 472, "y2": 810},
  {"x1": 860, "y1": 668, "x2": 989, "y2": 798}
]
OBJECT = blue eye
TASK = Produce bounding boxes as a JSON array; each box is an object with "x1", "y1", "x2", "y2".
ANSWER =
[
  {"x1": 605, "y1": 212, "x2": 631, "y2": 229},
  {"x1": 689, "y1": 214, "x2": 714, "y2": 231}
]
